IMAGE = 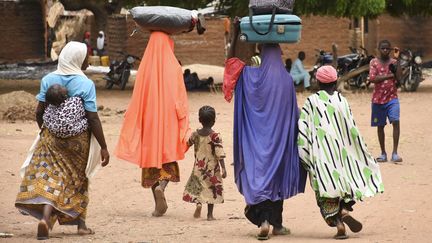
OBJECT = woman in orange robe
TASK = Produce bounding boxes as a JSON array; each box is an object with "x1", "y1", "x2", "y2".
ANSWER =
[{"x1": 115, "y1": 31, "x2": 190, "y2": 216}]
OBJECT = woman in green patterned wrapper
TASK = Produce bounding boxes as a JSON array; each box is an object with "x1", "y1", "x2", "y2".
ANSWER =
[{"x1": 298, "y1": 66, "x2": 384, "y2": 239}]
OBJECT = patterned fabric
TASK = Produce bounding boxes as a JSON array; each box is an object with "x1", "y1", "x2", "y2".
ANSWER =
[
  {"x1": 15, "y1": 129, "x2": 90, "y2": 226},
  {"x1": 141, "y1": 162, "x2": 180, "y2": 188},
  {"x1": 43, "y1": 97, "x2": 88, "y2": 138},
  {"x1": 316, "y1": 194, "x2": 355, "y2": 227},
  {"x1": 183, "y1": 131, "x2": 226, "y2": 204},
  {"x1": 369, "y1": 58, "x2": 398, "y2": 104},
  {"x1": 298, "y1": 91, "x2": 384, "y2": 203}
]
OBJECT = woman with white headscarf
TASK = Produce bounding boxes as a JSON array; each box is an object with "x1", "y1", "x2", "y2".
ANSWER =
[{"x1": 15, "y1": 41, "x2": 110, "y2": 240}]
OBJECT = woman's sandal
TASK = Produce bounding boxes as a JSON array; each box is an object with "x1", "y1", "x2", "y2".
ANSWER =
[
  {"x1": 391, "y1": 153, "x2": 403, "y2": 163},
  {"x1": 272, "y1": 226, "x2": 291, "y2": 235},
  {"x1": 334, "y1": 233, "x2": 349, "y2": 240},
  {"x1": 37, "y1": 220, "x2": 49, "y2": 240},
  {"x1": 376, "y1": 153, "x2": 387, "y2": 163},
  {"x1": 256, "y1": 221, "x2": 270, "y2": 240},
  {"x1": 341, "y1": 214, "x2": 363, "y2": 233}
]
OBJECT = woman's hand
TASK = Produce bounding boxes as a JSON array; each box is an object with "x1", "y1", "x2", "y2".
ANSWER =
[{"x1": 100, "y1": 148, "x2": 110, "y2": 167}]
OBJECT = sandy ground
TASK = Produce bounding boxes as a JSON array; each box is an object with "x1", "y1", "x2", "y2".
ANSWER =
[{"x1": 0, "y1": 75, "x2": 431, "y2": 243}]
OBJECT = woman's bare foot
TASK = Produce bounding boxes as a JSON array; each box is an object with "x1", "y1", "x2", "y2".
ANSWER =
[
  {"x1": 77, "y1": 220, "x2": 95, "y2": 235},
  {"x1": 257, "y1": 220, "x2": 270, "y2": 240},
  {"x1": 37, "y1": 220, "x2": 49, "y2": 240},
  {"x1": 77, "y1": 228, "x2": 95, "y2": 235},
  {"x1": 154, "y1": 186, "x2": 168, "y2": 215},
  {"x1": 194, "y1": 204, "x2": 202, "y2": 218},
  {"x1": 207, "y1": 215, "x2": 216, "y2": 221}
]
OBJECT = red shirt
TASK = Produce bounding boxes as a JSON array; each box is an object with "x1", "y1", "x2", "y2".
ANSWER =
[{"x1": 369, "y1": 57, "x2": 398, "y2": 104}]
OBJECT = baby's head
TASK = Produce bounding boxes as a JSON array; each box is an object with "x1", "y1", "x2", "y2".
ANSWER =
[
  {"x1": 199, "y1": 105, "x2": 216, "y2": 128},
  {"x1": 46, "y1": 84, "x2": 68, "y2": 106}
]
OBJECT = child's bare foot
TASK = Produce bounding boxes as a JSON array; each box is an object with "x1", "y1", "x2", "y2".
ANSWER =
[
  {"x1": 37, "y1": 220, "x2": 49, "y2": 240},
  {"x1": 207, "y1": 215, "x2": 216, "y2": 221},
  {"x1": 194, "y1": 204, "x2": 202, "y2": 218},
  {"x1": 257, "y1": 220, "x2": 270, "y2": 240}
]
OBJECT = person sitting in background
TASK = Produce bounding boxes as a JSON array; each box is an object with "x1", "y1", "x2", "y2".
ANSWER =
[
  {"x1": 290, "y1": 51, "x2": 311, "y2": 89},
  {"x1": 183, "y1": 69, "x2": 214, "y2": 91}
]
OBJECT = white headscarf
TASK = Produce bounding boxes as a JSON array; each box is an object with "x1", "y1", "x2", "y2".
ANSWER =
[
  {"x1": 97, "y1": 31, "x2": 105, "y2": 50},
  {"x1": 53, "y1": 41, "x2": 87, "y2": 77}
]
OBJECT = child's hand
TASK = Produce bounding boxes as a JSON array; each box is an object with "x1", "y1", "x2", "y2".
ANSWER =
[{"x1": 222, "y1": 168, "x2": 227, "y2": 179}]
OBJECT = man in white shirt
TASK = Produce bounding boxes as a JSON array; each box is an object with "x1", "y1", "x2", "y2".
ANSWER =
[{"x1": 290, "y1": 51, "x2": 310, "y2": 89}]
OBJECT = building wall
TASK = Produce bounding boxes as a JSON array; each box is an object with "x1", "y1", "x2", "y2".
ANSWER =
[
  {"x1": 0, "y1": 0, "x2": 46, "y2": 63},
  {"x1": 121, "y1": 16, "x2": 352, "y2": 67},
  {"x1": 280, "y1": 16, "x2": 351, "y2": 66},
  {"x1": 366, "y1": 14, "x2": 432, "y2": 60}
]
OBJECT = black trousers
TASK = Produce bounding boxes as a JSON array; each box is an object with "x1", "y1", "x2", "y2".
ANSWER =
[{"x1": 245, "y1": 200, "x2": 283, "y2": 229}]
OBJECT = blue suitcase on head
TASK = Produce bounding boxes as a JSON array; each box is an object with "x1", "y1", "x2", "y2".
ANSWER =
[{"x1": 239, "y1": 14, "x2": 301, "y2": 43}]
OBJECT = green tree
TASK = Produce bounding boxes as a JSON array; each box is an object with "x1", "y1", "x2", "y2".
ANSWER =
[{"x1": 220, "y1": 0, "x2": 432, "y2": 17}]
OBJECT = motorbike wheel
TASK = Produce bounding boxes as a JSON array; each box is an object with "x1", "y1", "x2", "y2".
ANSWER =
[
  {"x1": 403, "y1": 73, "x2": 421, "y2": 92},
  {"x1": 355, "y1": 72, "x2": 369, "y2": 89},
  {"x1": 120, "y1": 70, "x2": 131, "y2": 90},
  {"x1": 105, "y1": 79, "x2": 114, "y2": 90}
]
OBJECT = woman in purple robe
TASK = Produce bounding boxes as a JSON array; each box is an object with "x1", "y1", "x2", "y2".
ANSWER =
[{"x1": 225, "y1": 44, "x2": 306, "y2": 240}]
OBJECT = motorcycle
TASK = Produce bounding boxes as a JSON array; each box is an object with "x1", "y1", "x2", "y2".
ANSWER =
[
  {"x1": 309, "y1": 49, "x2": 333, "y2": 89},
  {"x1": 104, "y1": 52, "x2": 141, "y2": 90},
  {"x1": 398, "y1": 49, "x2": 423, "y2": 92},
  {"x1": 337, "y1": 47, "x2": 374, "y2": 89}
]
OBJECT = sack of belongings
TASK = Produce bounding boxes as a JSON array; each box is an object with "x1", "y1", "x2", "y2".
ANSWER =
[{"x1": 130, "y1": 6, "x2": 206, "y2": 35}]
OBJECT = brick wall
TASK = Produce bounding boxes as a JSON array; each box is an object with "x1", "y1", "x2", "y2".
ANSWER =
[
  {"x1": 106, "y1": 15, "x2": 128, "y2": 62},
  {"x1": 123, "y1": 17, "x2": 227, "y2": 66},
  {"x1": 121, "y1": 16, "x2": 351, "y2": 67},
  {"x1": 366, "y1": 14, "x2": 432, "y2": 60},
  {"x1": 0, "y1": 0, "x2": 46, "y2": 63},
  {"x1": 279, "y1": 16, "x2": 351, "y2": 66}
]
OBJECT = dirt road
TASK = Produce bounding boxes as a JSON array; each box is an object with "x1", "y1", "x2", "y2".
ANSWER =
[{"x1": 0, "y1": 77, "x2": 431, "y2": 242}]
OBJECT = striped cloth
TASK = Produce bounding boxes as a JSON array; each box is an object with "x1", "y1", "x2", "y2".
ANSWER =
[{"x1": 298, "y1": 91, "x2": 384, "y2": 201}]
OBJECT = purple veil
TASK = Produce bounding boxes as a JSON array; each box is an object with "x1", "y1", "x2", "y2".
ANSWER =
[{"x1": 233, "y1": 44, "x2": 306, "y2": 205}]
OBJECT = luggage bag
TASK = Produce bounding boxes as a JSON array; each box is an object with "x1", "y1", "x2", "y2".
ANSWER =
[{"x1": 239, "y1": 14, "x2": 301, "y2": 43}]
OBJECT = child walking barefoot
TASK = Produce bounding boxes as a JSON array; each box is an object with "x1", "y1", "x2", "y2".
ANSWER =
[{"x1": 183, "y1": 106, "x2": 227, "y2": 221}]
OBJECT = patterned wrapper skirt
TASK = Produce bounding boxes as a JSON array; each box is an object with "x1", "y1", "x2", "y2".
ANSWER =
[
  {"x1": 15, "y1": 129, "x2": 90, "y2": 226},
  {"x1": 141, "y1": 162, "x2": 180, "y2": 188},
  {"x1": 316, "y1": 193, "x2": 355, "y2": 227}
]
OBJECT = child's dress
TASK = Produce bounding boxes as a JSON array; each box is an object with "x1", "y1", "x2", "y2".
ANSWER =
[{"x1": 183, "y1": 130, "x2": 226, "y2": 204}]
